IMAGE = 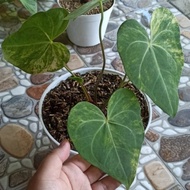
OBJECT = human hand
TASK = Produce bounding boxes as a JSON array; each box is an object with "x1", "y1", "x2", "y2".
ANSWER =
[{"x1": 27, "y1": 140, "x2": 120, "y2": 190}]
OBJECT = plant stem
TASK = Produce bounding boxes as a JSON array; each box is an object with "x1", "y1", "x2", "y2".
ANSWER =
[
  {"x1": 65, "y1": 64, "x2": 74, "y2": 76},
  {"x1": 65, "y1": 65, "x2": 93, "y2": 102},
  {"x1": 94, "y1": 0, "x2": 106, "y2": 104},
  {"x1": 119, "y1": 74, "x2": 128, "y2": 88}
]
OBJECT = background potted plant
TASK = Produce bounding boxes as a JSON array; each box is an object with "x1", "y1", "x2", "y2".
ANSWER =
[
  {"x1": 57, "y1": 0, "x2": 114, "y2": 46},
  {"x1": 1, "y1": 0, "x2": 184, "y2": 188}
]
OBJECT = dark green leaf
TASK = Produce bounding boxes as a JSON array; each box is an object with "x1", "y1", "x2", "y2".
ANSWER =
[
  {"x1": 0, "y1": 0, "x2": 12, "y2": 3},
  {"x1": 69, "y1": 76, "x2": 84, "y2": 84},
  {"x1": 64, "y1": 0, "x2": 110, "y2": 20},
  {"x1": 68, "y1": 88, "x2": 144, "y2": 188},
  {"x1": 2, "y1": 8, "x2": 70, "y2": 74},
  {"x1": 117, "y1": 7, "x2": 184, "y2": 116}
]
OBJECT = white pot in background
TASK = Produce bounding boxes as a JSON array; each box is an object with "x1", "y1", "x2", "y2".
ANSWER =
[
  {"x1": 57, "y1": 1, "x2": 114, "y2": 47},
  {"x1": 39, "y1": 67, "x2": 152, "y2": 155}
]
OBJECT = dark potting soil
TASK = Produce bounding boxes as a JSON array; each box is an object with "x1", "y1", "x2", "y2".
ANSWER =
[
  {"x1": 59, "y1": 0, "x2": 114, "y2": 15},
  {"x1": 42, "y1": 71, "x2": 149, "y2": 150}
]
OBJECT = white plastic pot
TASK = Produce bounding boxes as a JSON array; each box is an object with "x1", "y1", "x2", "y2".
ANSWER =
[
  {"x1": 57, "y1": 1, "x2": 115, "y2": 47},
  {"x1": 39, "y1": 67, "x2": 152, "y2": 155}
]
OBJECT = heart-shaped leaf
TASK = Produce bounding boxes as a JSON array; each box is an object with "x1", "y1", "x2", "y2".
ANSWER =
[
  {"x1": 117, "y1": 7, "x2": 184, "y2": 116},
  {"x1": 68, "y1": 88, "x2": 144, "y2": 188},
  {"x1": 2, "y1": 8, "x2": 70, "y2": 74}
]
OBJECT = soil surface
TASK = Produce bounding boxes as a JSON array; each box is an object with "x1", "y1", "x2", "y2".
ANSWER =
[
  {"x1": 42, "y1": 71, "x2": 149, "y2": 150},
  {"x1": 59, "y1": 0, "x2": 114, "y2": 15}
]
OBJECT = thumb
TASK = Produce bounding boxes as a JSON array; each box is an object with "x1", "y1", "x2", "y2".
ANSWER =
[
  {"x1": 52, "y1": 139, "x2": 71, "y2": 162},
  {"x1": 35, "y1": 139, "x2": 71, "y2": 178}
]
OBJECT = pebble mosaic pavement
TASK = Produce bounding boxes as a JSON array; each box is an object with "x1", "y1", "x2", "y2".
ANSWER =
[{"x1": 1, "y1": 0, "x2": 190, "y2": 189}]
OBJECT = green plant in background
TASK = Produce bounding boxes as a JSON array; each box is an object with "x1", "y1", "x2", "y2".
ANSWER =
[
  {"x1": 0, "y1": 0, "x2": 11, "y2": 3},
  {"x1": 2, "y1": 0, "x2": 184, "y2": 188},
  {"x1": 0, "y1": 0, "x2": 37, "y2": 14},
  {"x1": 2, "y1": 0, "x2": 108, "y2": 73},
  {"x1": 19, "y1": 0, "x2": 37, "y2": 14}
]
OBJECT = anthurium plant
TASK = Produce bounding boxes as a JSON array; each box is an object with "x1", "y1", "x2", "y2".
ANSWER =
[
  {"x1": 0, "y1": 0, "x2": 37, "y2": 14},
  {"x1": 2, "y1": 0, "x2": 184, "y2": 188}
]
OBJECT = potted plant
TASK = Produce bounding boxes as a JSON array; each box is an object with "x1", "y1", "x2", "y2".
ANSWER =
[
  {"x1": 1, "y1": 0, "x2": 184, "y2": 188},
  {"x1": 57, "y1": 0, "x2": 114, "y2": 46},
  {"x1": 39, "y1": 67, "x2": 152, "y2": 152}
]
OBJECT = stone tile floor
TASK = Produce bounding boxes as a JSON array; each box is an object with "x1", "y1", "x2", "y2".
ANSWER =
[
  {"x1": 1, "y1": 0, "x2": 190, "y2": 189},
  {"x1": 168, "y1": 0, "x2": 190, "y2": 19}
]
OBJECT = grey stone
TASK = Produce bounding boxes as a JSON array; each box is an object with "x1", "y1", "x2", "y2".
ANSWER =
[
  {"x1": 181, "y1": 67, "x2": 190, "y2": 77},
  {"x1": 0, "y1": 30, "x2": 7, "y2": 39},
  {"x1": 112, "y1": 43, "x2": 117, "y2": 52},
  {"x1": 110, "y1": 9, "x2": 121, "y2": 18},
  {"x1": 185, "y1": 182, "x2": 190, "y2": 190},
  {"x1": 9, "y1": 169, "x2": 32, "y2": 188},
  {"x1": 144, "y1": 161, "x2": 175, "y2": 190},
  {"x1": 0, "y1": 16, "x2": 20, "y2": 28},
  {"x1": 117, "y1": 4, "x2": 133, "y2": 14},
  {"x1": 67, "y1": 54, "x2": 85, "y2": 70},
  {"x1": 34, "y1": 149, "x2": 51, "y2": 170},
  {"x1": 17, "y1": 8, "x2": 30, "y2": 19},
  {"x1": 0, "y1": 124, "x2": 34, "y2": 158},
  {"x1": 125, "y1": 12, "x2": 138, "y2": 20},
  {"x1": 141, "y1": 10, "x2": 152, "y2": 28},
  {"x1": 137, "y1": 0, "x2": 152, "y2": 8},
  {"x1": 179, "y1": 87, "x2": 190, "y2": 101},
  {"x1": 105, "y1": 29, "x2": 118, "y2": 41},
  {"x1": 111, "y1": 57, "x2": 124, "y2": 72},
  {"x1": 106, "y1": 22, "x2": 118, "y2": 33},
  {"x1": 76, "y1": 40, "x2": 114, "y2": 55},
  {"x1": 182, "y1": 158, "x2": 190, "y2": 180},
  {"x1": 159, "y1": 135, "x2": 190, "y2": 162},
  {"x1": 157, "y1": 0, "x2": 173, "y2": 8},
  {"x1": 168, "y1": 185, "x2": 184, "y2": 190},
  {"x1": 1, "y1": 95, "x2": 33, "y2": 119},
  {"x1": 0, "y1": 3, "x2": 9, "y2": 14},
  {"x1": 0, "y1": 67, "x2": 19, "y2": 92},
  {"x1": 176, "y1": 14, "x2": 190, "y2": 28},
  {"x1": 0, "y1": 184, "x2": 3, "y2": 190},
  {"x1": 121, "y1": 0, "x2": 138, "y2": 9},
  {"x1": 0, "y1": 151, "x2": 5, "y2": 162},
  {"x1": 145, "y1": 130, "x2": 160, "y2": 142},
  {"x1": 34, "y1": 101, "x2": 39, "y2": 116},
  {"x1": 91, "y1": 53, "x2": 103, "y2": 65},
  {"x1": 168, "y1": 109, "x2": 190, "y2": 127},
  {"x1": 152, "y1": 107, "x2": 160, "y2": 120},
  {"x1": 30, "y1": 73, "x2": 54, "y2": 85},
  {"x1": 0, "y1": 114, "x2": 2, "y2": 125},
  {"x1": 182, "y1": 30, "x2": 190, "y2": 40},
  {"x1": 184, "y1": 49, "x2": 190, "y2": 64},
  {"x1": 168, "y1": 0, "x2": 190, "y2": 16},
  {"x1": 0, "y1": 159, "x2": 8, "y2": 177}
]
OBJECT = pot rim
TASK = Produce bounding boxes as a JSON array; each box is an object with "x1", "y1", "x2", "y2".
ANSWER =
[
  {"x1": 39, "y1": 67, "x2": 152, "y2": 155},
  {"x1": 56, "y1": 0, "x2": 115, "y2": 18}
]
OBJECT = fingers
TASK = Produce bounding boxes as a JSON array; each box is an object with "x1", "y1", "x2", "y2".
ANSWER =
[
  {"x1": 92, "y1": 175, "x2": 121, "y2": 190},
  {"x1": 66, "y1": 154, "x2": 91, "y2": 172},
  {"x1": 68, "y1": 154, "x2": 119, "y2": 189},
  {"x1": 84, "y1": 165, "x2": 105, "y2": 184}
]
